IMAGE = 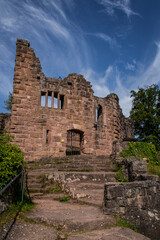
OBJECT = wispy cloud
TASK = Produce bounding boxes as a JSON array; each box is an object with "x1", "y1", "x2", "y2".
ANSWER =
[
  {"x1": 82, "y1": 67, "x2": 111, "y2": 97},
  {"x1": 82, "y1": 43, "x2": 160, "y2": 117},
  {"x1": 98, "y1": 0, "x2": 138, "y2": 18},
  {"x1": 126, "y1": 62, "x2": 136, "y2": 71},
  {"x1": 137, "y1": 43, "x2": 160, "y2": 87},
  {"x1": 93, "y1": 33, "x2": 119, "y2": 49},
  {"x1": 0, "y1": 0, "x2": 90, "y2": 99},
  {"x1": 0, "y1": 72, "x2": 13, "y2": 95}
]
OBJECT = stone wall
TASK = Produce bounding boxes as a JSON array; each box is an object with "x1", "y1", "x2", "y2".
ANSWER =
[
  {"x1": 104, "y1": 181, "x2": 160, "y2": 240},
  {"x1": 7, "y1": 39, "x2": 134, "y2": 160}
]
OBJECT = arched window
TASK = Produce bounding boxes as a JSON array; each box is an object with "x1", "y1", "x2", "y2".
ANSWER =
[{"x1": 95, "y1": 104, "x2": 103, "y2": 123}]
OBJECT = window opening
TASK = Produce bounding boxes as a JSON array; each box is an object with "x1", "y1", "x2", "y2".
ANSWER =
[
  {"x1": 54, "y1": 92, "x2": 58, "y2": 108},
  {"x1": 48, "y1": 91, "x2": 52, "y2": 108},
  {"x1": 41, "y1": 92, "x2": 46, "y2": 107},
  {"x1": 97, "y1": 104, "x2": 103, "y2": 123},
  {"x1": 59, "y1": 95, "x2": 64, "y2": 109},
  {"x1": 95, "y1": 108, "x2": 98, "y2": 122},
  {"x1": 95, "y1": 104, "x2": 103, "y2": 123}
]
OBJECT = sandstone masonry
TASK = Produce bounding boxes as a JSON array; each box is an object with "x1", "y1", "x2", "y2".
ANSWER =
[{"x1": 6, "y1": 39, "x2": 134, "y2": 159}]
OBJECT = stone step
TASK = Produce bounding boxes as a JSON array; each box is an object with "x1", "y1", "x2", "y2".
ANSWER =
[
  {"x1": 26, "y1": 155, "x2": 114, "y2": 172},
  {"x1": 27, "y1": 171, "x2": 116, "y2": 183},
  {"x1": 27, "y1": 163, "x2": 114, "y2": 171},
  {"x1": 25, "y1": 199, "x2": 116, "y2": 233}
]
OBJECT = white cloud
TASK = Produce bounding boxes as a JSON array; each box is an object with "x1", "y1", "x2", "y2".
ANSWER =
[
  {"x1": 1, "y1": 17, "x2": 17, "y2": 32},
  {"x1": 138, "y1": 43, "x2": 160, "y2": 87},
  {"x1": 94, "y1": 33, "x2": 119, "y2": 49},
  {"x1": 82, "y1": 68, "x2": 110, "y2": 97},
  {"x1": 24, "y1": 4, "x2": 71, "y2": 41},
  {"x1": 98, "y1": 0, "x2": 138, "y2": 18},
  {"x1": 99, "y1": 66, "x2": 113, "y2": 84},
  {"x1": 0, "y1": 72, "x2": 13, "y2": 96},
  {"x1": 0, "y1": 0, "x2": 91, "y2": 101},
  {"x1": 126, "y1": 62, "x2": 135, "y2": 71}
]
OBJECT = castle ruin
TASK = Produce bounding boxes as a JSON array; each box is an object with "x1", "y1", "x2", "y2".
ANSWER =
[{"x1": 1, "y1": 39, "x2": 134, "y2": 159}]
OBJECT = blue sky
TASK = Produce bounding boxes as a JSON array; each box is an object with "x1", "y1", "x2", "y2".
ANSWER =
[{"x1": 0, "y1": 0, "x2": 160, "y2": 116}]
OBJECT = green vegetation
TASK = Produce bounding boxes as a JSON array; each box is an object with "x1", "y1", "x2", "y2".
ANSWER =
[
  {"x1": 0, "y1": 193, "x2": 33, "y2": 229},
  {"x1": 115, "y1": 215, "x2": 138, "y2": 233},
  {"x1": 53, "y1": 158, "x2": 63, "y2": 164},
  {"x1": 120, "y1": 142, "x2": 158, "y2": 165},
  {"x1": 120, "y1": 141, "x2": 160, "y2": 179},
  {"x1": 4, "y1": 91, "x2": 13, "y2": 111},
  {"x1": 115, "y1": 167, "x2": 129, "y2": 182},
  {"x1": 130, "y1": 84, "x2": 160, "y2": 150},
  {"x1": 147, "y1": 165, "x2": 160, "y2": 179},
  {"x1": 47, "y1": 186, "x2": 62, "y2": 193},
  {"x1": 0, "y1": 131, "x2": 24, "y2": 191},
  {"x1": 86, "y1": 168, "x2": 91, "y2": 172},
  {"x1": 59, "y1": 196, "x2": 70, "y2": 202}
]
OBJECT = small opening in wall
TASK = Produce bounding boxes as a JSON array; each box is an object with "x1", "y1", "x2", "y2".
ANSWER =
[
  {"x1": 46, "y1": 130, "x2": 49, "y2": 144},
  {"x1": 41, "y1": 92, "x2": 46, "y2": 107},
  {"x1": 68, "y1": 82, "x2": 72, "y2": 86},
  {"x1": 54, "y1": 92, "x2": 58, "y2": 108},
  {"x1": 48, "y1": 91, "x2": 52, "y2": 108},
  {"x1": 59, "y1": 95, "x2": 64, "y2": 109}
]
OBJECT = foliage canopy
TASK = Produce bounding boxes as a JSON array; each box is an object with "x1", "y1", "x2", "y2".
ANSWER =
[
  {"x1": 0, "y1": 132, "x2": 24, "y2": 191},
  {"x1": 4, "y1": 92, "x2": 12, "y2": 111},
  {"x1": 130, "y1": 84, "x2": 160, "y2": 150}
]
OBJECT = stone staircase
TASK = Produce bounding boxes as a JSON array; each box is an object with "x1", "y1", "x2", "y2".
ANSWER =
[
  {"x1": 3, "y1": 155, "x2": 149, "y2": 239},
  {"x1": 26, "y1": 155, "x2": 116, "y2": 206}
]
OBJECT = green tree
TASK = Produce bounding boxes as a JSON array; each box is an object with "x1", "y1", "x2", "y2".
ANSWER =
[
  {"x1": 4, "y1": 91, "x2": 12, "y2": 111},
  {"x1": 130, "y1": 84, "x2": 160, "y2": 150},
  {"x1": 0, "y1": 131, "x2": 24, "y2": 191}
]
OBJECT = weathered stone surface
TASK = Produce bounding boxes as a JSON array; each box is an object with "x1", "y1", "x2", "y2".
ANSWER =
[
  {"x1": 2, "y1": 39, "x2": 134, "y2": 159},
  {"x1": 122, "y1": 157, "x2": 147, "y2": 181},
  {"x1": 0, "y1": 221, "x2": 57, "y2": 240},
  {"x1": 104, "y1": 181, "x2": 160, "y2": 240},
  {"x1": 25, "y1": 198, "x2": 116, "y2": 233},
  {"x1": 121, "y1": 158, "x2": 159, "y2": 182},
  {"x1": 68, "y1": 227, "x2": 150, "y2": 240}
]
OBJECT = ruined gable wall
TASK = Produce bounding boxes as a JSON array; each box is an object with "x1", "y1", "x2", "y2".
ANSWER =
[
  {"x1": 10, "y1": 39, "x2": 45, "y2": 155},
  {"x1": 94, "y1": 94, "x2": 132, "y2": 156},
  {"x1": 11, "y1": 40, "x2": 97, "y2": 159},
  {"x1": 10, "y1": 39, "x2": 134, "y2": 160}
]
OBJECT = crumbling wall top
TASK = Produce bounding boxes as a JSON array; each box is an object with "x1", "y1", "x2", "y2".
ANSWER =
[{"x1": 16, "y1": 39, "x2": 30, "y2": 47}]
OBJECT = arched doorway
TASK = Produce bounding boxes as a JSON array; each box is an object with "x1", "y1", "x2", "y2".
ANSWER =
[{"x1": 66, "y1": 129, "x2": 84, "y2": 155}]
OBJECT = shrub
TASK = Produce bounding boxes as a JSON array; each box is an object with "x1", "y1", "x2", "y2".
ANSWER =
[
  {"x1": 59, "y1": 196, "x2": 70, "y2": 202},
  {"x1": 115, "y1": 167, "x2": 129, "y2": 182},
  {"x1": 120, "y1": 142, "x2": 158, "y2": 165},
  {"x1": 0, "y1": 132, "x2": 24, "y2": 191}
]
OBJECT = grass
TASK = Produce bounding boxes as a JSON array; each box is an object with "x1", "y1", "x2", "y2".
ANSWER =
[
  {"x1": 47, "y1": 186, "x2": 62, "y2": 193},
  {"x1": 86, "y1": 168, "x2": 91, "y2": 172},
  {"x1": 115, "y1": 215, "x2": 138, "y2": 233},
  {"x1": 59, "y1": 196, "x2": 70, "y2": 202},
  {"x1": 147, "y1": 164, "x2": 160, "y2": 179},
  {"x1": 0, "y1": 199, "x2": 34, "y2": 229}
]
